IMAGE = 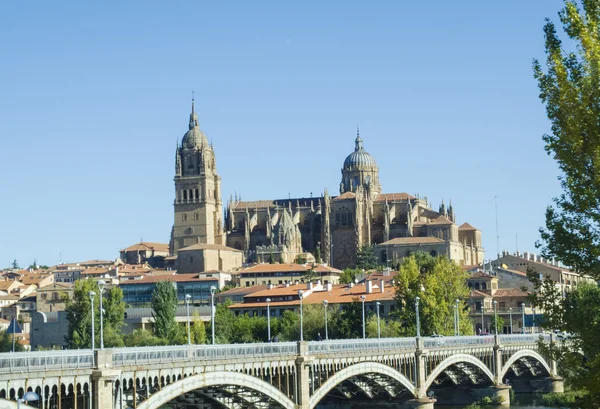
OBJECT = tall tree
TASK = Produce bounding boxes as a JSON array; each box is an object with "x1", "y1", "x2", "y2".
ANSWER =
[
  {"x1": 355, "y1": 245, "x2": 379, "y2": 270},
  {"x1": 65, "y1": 279, "x2": 99, "y2": 348},
  {"x1": 394, "y1": 253, "x2": 473, "y2": 336},
  {"x1": 533, "y1": 0, "x2": 600, "y2": 279},
  {"x1": 151, "y1": 281, "x2": 179, "y2": 340}
]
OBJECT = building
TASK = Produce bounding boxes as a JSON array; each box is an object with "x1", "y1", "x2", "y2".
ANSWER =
[
  {"x1": 120, "y1": 273, "x2": 220, "y2": 306},
  {"x1": 36, "y1": 283, "x2": 74, "y2": 313},
  {"x1": 120, "y1": 242, "x2": 170, "y2": 267},
  {"x1": 175, "y1": 243, "x2": 243, "y2": 274},
  {"x1": 238, "y1": 263, "x2": 343, "y2": 288},
  {"x1": 167, "y1": 104, "x2": 484, "y2": 269},
  {"x1": 229, "y1": 280, "x2": 395, "y2": 319}
]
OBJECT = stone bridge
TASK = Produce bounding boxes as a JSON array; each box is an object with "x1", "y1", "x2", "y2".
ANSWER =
[{"x1": 0, "y1": 334, "x2": 562, "y2": 409}]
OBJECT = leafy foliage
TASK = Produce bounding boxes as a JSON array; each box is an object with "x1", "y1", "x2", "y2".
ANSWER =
[
  {"x1": 355, "y1": 245, "x2": 378, "y2": 270},
  {"x1": 394, "y1": 253, "x2": 473, "y2": 336},
  {"x1": 123, "y1": 329, "x2": 166, "y2": 347},
  {"x1": 0, "y1": 330, "x2": 25, "y2": 352},
  {"x1": 151, "y1": 281, "x2": 181, "y2": 341},
  {"x1": 190, "y1": 312, "x2": 207, "y2": 344},
  {"x1": 533, "y1": 0, "x2": 600, "y2": 279},
  {"x1": 339, "y1": 268, "x2": 361, "y2": 284}
]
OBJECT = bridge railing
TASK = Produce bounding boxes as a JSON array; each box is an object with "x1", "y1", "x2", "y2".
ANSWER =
[
  {"x1": 423, "y1": 335, "x2": 494, "y2": 348},
  {"x1": 0, "y1": 349, "x2": 94, "y2": 373},
  {"x1": 308, "y1": 337, "x2": 416, "y2": 354},
  {"x1": 111, "y1": 342, "x2": 298, "y2": 366},
  {"x1": 500, "y1": 333, "x2": 552, "y2": 344}
]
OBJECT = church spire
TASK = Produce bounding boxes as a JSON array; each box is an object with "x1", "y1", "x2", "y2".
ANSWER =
[
  {"x1": 189, "y1": 91, "x2": 198, "y2": 130},
  {"x1": 355, "y1": 125, "x2": 363, "y2": 151}
]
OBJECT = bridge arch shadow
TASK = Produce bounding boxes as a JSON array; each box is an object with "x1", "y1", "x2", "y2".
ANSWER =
[
  {"x1": 424, "y1": 353, "x2": 495, "y2": 392},
  {"x1": 500, "y1": 349, "x2": 551, "y2": 380},
  {"x1": 135, "y1": 371, "x2": 295, "y2": 409},
  {"x1": 309, "y1": 362, "x2": 416, "y2": 409}
]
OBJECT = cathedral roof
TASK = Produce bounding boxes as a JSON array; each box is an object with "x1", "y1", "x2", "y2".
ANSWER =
[
  {"x1": 342, "y1": 128, "x2": 377, "y2": 170},
  {"x1": 333, "y1": 192, "x2": 356, "y2": 201},
  {"x1": 429, "y1": 215, "x2": 454, "y2": 225},
  {"x1": 458, "y1": 222, "x2": 478, "y2": 231},
  {"x1": 181, "y1": 99, "x2": 209, "y2": 149},
  {"x1": 379, "y1": 237, "x2": 446, "y2": 245},
  {"x1": 374, "y1": 193, "x2": 415, "y2": 202}
]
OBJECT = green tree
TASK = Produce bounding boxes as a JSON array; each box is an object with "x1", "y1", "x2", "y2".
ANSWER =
[
  {"x1": 339, "y1": 268, "x2": 361, "y2": 284},
  {"x1": 366, "y1": 314, "x2": 402, "y2": 338},
  {"x1": 332, "y1": 300, "x2": 367, "y2": 339},
  {"x1": 151, "y1": 281, "x2": 180, "y2": 340},
  {"x1": 490, "y1": 314, "x2": 505, "y2": 335},
  {"x1": 0, "y1": 330, "x2": 25, "y2": 352},
  {"x1": 394, "y1": 253, "x2": 473, "y2": 336},
  {"x1": 315, "y1": 246, "x2": 322, "y2": 264},
  {"x1": 533, "y1": 0, "x2": 600, "y2": 279},
  {"x1": 123, "y1": 329, "x2": 166, "y2": 347},
  {"x1": 303, "y1": 266, "x2": 319, "y2": 283},
  {"x1": 10, "y1": 259, "x2": 19, "y2": 269},
  {"x1": 190, "y1": 312, "x2": 207, "y2": 344},
  {"x1": 355, "y1": 245, "x2": 378, "y2": 270},
  {"x1": 103, "y1": 286, "x2": 126, "y2": 330}
]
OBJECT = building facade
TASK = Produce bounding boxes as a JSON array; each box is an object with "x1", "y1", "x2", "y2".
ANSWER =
[{"x1": 169, "y1": 106, "x2": 484, "y2": 269}]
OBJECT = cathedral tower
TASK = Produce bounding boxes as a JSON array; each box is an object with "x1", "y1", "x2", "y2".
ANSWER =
[
  {"x1": 340, "y1": 127, "x2": 381, "y2": 197},
  {"x1": 171, "y1": 100, "x2": 225, "y2": 254}
]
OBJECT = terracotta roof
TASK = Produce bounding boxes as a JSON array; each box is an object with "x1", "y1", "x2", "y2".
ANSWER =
[
  {"x1": 20, "y1": 274, "x2": 52, "y2": 285},
  {"x1": 218, "y1": 285, "x2": 269, "y2": 296},
  {"x1": 80, "y1": 267, "x2": 111, "y2": 276},
  {"x1": 374, "y1": 193, "x2": 415, "y2": 202},
  {"x1": 333, "y1": 192, "x2": 356, "y2": 201},
  {"x1": 366, "y1": 270, "x2": 399, "y2": 283},
  {"x1": 123, "y1": 242, "x2": 169, "y2": 253},
  {"x1": 78, "y1": 260, "x2": 114, "y2": 266},
  {"x1": 38, "y1": 283, "x2": 73, "y2": 291},
  {"x1": 241, "y1": 263, "x2": 308, "y2": 274},
  {"x1": 493, "y1": 288, "x2": 529, "y2": 298},
  {"x1": 119, "y1": 274, "x2": 218, "y2": 285},
  {"x1": 469, "y1": 272, "x2": 495, "y2": 279},
  {"x1": 459, "y1": 222, "x2": 478, "y2": 231},
  {"x1": 429, "y1": 215, "x2": 454, "y2": 225},
  {"x1": 0, "y1": 281, "x2": 21, "y2": 291},
  {"x1": 497, "y1": 267, "x2": 528, "y2": 277},
  {"x1": 230, "y1": 282, "x2": 395, "y2": 309},
  {"x1": 379, "y1": 237, "x2": 446, "y2": 246},
  {"x1": 470, "y1": 290, "x2": 490, "y2": 298},
  {"x1": 179, "y1": 243, "x2": 242, "y2": 252}
]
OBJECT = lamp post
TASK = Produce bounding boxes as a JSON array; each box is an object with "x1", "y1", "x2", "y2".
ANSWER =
[
  {"x1": 298, "y1": 290, "x2": 304, "y2": 341},
  {"x1": 98, "y1": 280, "x2": 105, "y2": 349},
  {"x1": 210, "y1": 286, "x2": 216, "y2": 344},
  {"x1": 17, "y1": 391, "x2": 39, "y2": 409},
  {"x1": 185, "y1": 294, "x2": 191, "y2": 345},
  {"x1": 323, "y1": 300, "x2": 329, "y2": 340},
  {"x1": 521, "y1": 302, "x2": 526, "y2": 334},
  {"x1": 376, "y1": 301, "x2": 381, "y2": 339},
  {"x1": 455, "y1": 298, "x2": 461, "y2": 336},
  {"x1": 532, "y1": 306, "x2": 537, "y2": 334},
  {"x1": 509, "y1": 307, "x2": 513, "y2": 334},
  {"x1": 266, "y1": 298, "x2": 271, "y2": 341},
  {"x1": 360, "y1": 295, "x2": 366, "y2": 339},
  {"x1": 481, "y1": 302, "x2": 485, "y2": 334},
  {"x1": 89, "y1": 291, "x2": 96, "y2": 352},
  {"x1": 415, "y1": 296, "x2": 421, "y2": 337},
  {"x1": 493, "y1": 300, "x2": 498, "y2": 335},
  {"x1": 453, "y1": 305, "x2": 457, "y2": 336}
]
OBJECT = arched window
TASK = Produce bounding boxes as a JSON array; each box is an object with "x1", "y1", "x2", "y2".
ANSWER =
[
  {"x1": 430, "y1": 250, "x2": 437, "y2": 257},
  {"x1": 353, "y1": 176, "x2": 359, "y2": 188},
  {"x1": 183, "y1": 190, "x2": 188, "y2": 200},
  {"x1": 475, "y1": 283, "x2": 480, "y2": 290},
  {"x1": 366, "y1": 175, "x2": 371, "y2": 184},
  {"x1": 481, "y1": 282, "x2": 487, "y2": 290}
]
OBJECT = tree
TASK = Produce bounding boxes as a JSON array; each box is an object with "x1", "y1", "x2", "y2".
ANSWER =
[
  {"x1": 123, "y1": 329, "x2": 166, "y2": 347},
  {"x1": 339, "y1": 268, "x2": 361, "y2": 284},
  {"x1": 103, "y1": 286, "x2": 126, "y2": 331},
  {"x1": 332, "y1": 300, "x2": 366, "y2": 339},
  {"x1": 315, "y1": 246, "x2": 322, "y2": 264},
  {"x1": 533, "y1": 0, "x2": 600, "y2": 279},
  {"x1": 10, "y1": 259, "x2": 18, "y2": 269},
  {"x1": 394, "y1": 253, "x2": 473, "y2": 336},
  {"x1": 0, "y1": 330, "x2": 25, "y2": 352},
  {"x1": 355, "y1": 245, "x2": 378, "y2": 270},
  {"x1": 190, "y1": 312, "x2": 207, "y2": 344},
  {"x1": 366, "y1": 315, "x2": 402, "y2": 338},
  {"x1": 151, "y1": 281, "x2": 180, "y2": 340},
  {"x1": 490, "y1": 314, "x2": 505, "y2": 335},
  {"x1": 303, "y1": 266, "x2": 319, "y2": 283}
]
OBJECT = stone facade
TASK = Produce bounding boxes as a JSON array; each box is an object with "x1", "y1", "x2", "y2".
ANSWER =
[{"x1": 170, "y1": 106, "x2": 484, "y2": 269}]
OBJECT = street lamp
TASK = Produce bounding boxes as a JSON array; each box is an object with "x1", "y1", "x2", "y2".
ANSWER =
[
  {"x1": 493, "y1": 300, "x2": 498, "y2": 335},
  {"x1": 415, "y1": 296, "x2": 421, "y2": 338},
  {"x1": 521, "y1": 302, "x2": 526, "y2": 334},
  {"x1": 509, "y1": 307, "x2": 513, "y2": 334},
  {"x1": 298, "y1": 290, "x2": 304, "y2": 341},
  {"x1": 376, "y1": 301, "x2": 381, "y2": 339},
  {"x1": 360, "y1": 295, "x2": 366, "y2": 339},
  {"x1": 266, "y1": 298, "x2": 272, "y2": 341},
  {"x1": 185, "y1": 294, "x2": 192, "y2": 345},
  {"x1": 98, "y1": 280, "x2": 105, "y2": 349},
  {"x1": 89, "y1": 291, "x2": 96, "y2": 352},
  {"x1": 323, "y1": 300, "x2": 329, "y2": 340},
  {"x1": 210, "y1": 286, "x2": 216, "y2": 344},
  {"x1": 532, "y1": 306, "x2": 537, "y2": 334},
  {"x1": 17, "y1": 391, "x2": 39, "y2": 409},
  {"x1": 455, "y1": 299, "x2": 460, "y2": 336}
]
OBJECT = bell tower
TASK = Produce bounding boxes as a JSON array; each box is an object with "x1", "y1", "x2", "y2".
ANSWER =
[{"x1": 171, "y1": 99, "x2": 225, "y2": 254}]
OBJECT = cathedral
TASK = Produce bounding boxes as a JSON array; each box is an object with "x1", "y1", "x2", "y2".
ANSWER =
[{"x1": 170, "y1": 102, "x2": 484, "y2": 270}]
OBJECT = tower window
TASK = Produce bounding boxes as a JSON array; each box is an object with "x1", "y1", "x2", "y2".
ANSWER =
[
  {"x1": 183, "y1": 190, "x2": 188, "y2": 200},
  {"x1": 194, "y1": 213, "x2": 199, "y2": 221},
  {"x1": 195, "y1": 189, "x2": 199, "y2": 200},
  {"x1": 182, "y1": 214, "x2": 188, "y2": 222}
]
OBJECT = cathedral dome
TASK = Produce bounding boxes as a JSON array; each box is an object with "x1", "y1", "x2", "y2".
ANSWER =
[
  {"x1": 181, "y1": 100, "x2": 209, "y2": 149},
  {"x1": 343, "y1": 134, "x2": 377, "y2": 169}
]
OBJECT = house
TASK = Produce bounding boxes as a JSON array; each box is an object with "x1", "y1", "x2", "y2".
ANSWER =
[
  {"x1": 36, "y1": 283, "x2": 74, "y2": 313},
  {"x1": 238, "y1": 263, "x2": 343, "y2": 288},
  {"x1": 120, "y1": 242, "x2": 170, "y2": 267},
  {"x1": 120, "y1": 273, "x2": 220, "y2": 306}
]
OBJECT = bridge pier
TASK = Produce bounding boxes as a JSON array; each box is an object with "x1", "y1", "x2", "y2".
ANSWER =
[
  {"x1": 92, "y1": 350, "x2": 121, "y2": 409},
  {"x1": 296, "y1": 341, "x2": 312, "y2": 409},
  {"x1": 547, "y1": 376, "x2": 564, "y2": 393},
  {"x1": 414, "y1": 337, "x2": 428, "y2": 399},
  {"x1": 406, "y1": 397, "x2": 436, "y2": 409}
]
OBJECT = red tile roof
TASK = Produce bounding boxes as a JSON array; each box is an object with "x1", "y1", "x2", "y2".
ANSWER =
[
  {"x1": 333, "y1": 192, "x2": 356, "y2": 201},
  {"x1": 123, "y1": 242, "x2": 169, "y2": 253},
  {"x1": 459, "y1": 222, "x2": 478, "y2": 231},
  {"x1": 429, "y1": 215, "x2": 454, "y2": 225},
  {"x1": 380, "y1": 237, "x2": 445, "y2": 245},
  {"x1": 374, "y1": 193, "x2": 415, "y2": 202},
  {"x1": 119, "y1": 274, "x2": 217, "y2": 285},
  {"x1": 493, "y1": 288, "x2": 529, "y2": 298}
]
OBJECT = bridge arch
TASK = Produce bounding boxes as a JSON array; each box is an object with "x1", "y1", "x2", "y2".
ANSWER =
[
  {"x1": 309, "y1": 362, "x2": 416, "y2": 409},
  {"x1": 135, "y1": 371, "x2": 295, "y2": 409},
  {"x1": 500, "y1": 349, "x2": 552, "y2": 379},
  {"x1": 424, "y1": 353, "x2": 495, "y2": 391}
]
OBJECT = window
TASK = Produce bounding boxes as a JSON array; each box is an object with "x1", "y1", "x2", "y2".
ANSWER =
[
  {"x1": 183, "y1": 190, "x2": 188, "y2": 200},
  {"x1": 194, "y1": 213, "x2": 199, "y2": 221},
  {"x1": 182, "y1": 213, "x2": 187, "y2": 222}
]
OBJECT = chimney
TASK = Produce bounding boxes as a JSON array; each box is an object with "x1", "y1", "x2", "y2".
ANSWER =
[
  {"x1": 295, "y1": 280, "x2": 299, "y2": 285},
  {"x1": 326, "y1": 282, "x2": 333, "y2": 291},
  {"x1": 267, "y1": 283, "x2": 273, "y2": 290},
  {"x1": 285, "y1": 282, "x2": 290, "y2": 288},
  {"x1": 349, "y1": 282, "x2": 354, "y2": 288},
  {"x1": 524, "y1": 252, "x2": 529, "y2": 260},
  {"x1": 307, "y1": 282, "x2": 313, "y2": 290},
  {"x1": 383, "y1": 268, "x2": 390, "y2": 276},
  {"x1": 380, "y1": 279, "x2": 385, "y2": 293},
  {"x1": 530, "y1": 253, "x2": 536, "y2": 261},
  {"x1": 366, "y1": 280, "x2": 373, "y2": 294}
]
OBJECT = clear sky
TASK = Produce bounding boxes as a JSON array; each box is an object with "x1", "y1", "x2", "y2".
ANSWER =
[{"x1": 0, "y1": 1, "x2": 567, "y2": 267}]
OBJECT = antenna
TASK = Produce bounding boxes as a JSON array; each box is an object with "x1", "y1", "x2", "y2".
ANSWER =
[{"x1": 494, "y1": 196, "x2": 500, "y2": 258}]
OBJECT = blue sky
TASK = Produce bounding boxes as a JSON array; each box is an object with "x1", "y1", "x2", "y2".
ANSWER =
[{"x1": 0, "y1": 1, "x2": 567, "y2": 267}]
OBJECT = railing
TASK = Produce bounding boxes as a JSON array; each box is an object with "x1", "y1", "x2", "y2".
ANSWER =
[
  {"x1": 500, "y1": 333, "x2": 552, "y2": 344},
  {"x1": 423, "y1": 335, "x2": 494, "y2": 348},
  {"x1": 111, "y1": 342, "x2": 297, "y2": 366},
  {"x1": 308, "y1": 337, "x2": 416, "y2": 354},
  {"x1": 0, "y1": 349, "x2": 94, "y2": 373}
]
